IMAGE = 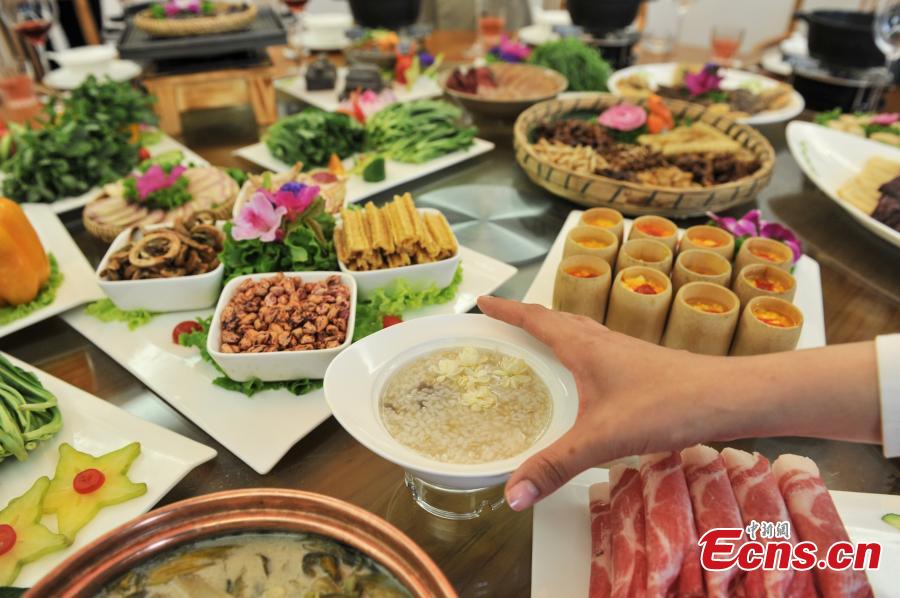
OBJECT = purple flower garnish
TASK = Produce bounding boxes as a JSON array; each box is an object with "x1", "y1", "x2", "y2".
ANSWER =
[
  {"x1": 684, "y1": 64, "x2": 723, "y2": 97},
  {"x1": 598, "y1": 103, "x2": 647, "y2": 132},
  {"x1": 418, "y1": 52, "x2": 435, "y2": 68},
  {"x1": 134, "y1": 164, "x2": 186, "y2": 200},
  {"x1": 489, "y1": 35, "x2": 532, "y2": 63},
  {"x1": 707, "y1": 209, "x2": 803, "y2": 263},
  {"x1": 232, "y1": 191, "x2": 287, "y2": 242},
  {"x1": 271, "y1": 182, "x2": 320, "y2": 218}
]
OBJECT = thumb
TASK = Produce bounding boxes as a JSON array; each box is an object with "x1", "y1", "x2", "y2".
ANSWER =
[{"x1": 504, "y1": 427, "x2": 601, "y2": 511}]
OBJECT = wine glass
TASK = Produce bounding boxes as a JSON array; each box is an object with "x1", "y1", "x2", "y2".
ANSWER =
[
  {"x1": 1, "y1": 0, "x2": 57, "y2": 80},
  {"x1": 874, "y1": 0, "x2": 900, "y2": 64},
  {"x1": 282, "y1": 0, "x2": 309, "y2": 61}
]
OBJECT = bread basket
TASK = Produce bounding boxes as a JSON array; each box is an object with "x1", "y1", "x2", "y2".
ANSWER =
[
  {"x1": 513, "y1": 93, "x2": 776, "y2": 218},
  {"x1": 134, "y1": 2, "x2": 257, "y2": 37}
]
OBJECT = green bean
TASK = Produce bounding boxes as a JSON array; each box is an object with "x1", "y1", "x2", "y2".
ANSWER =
[{"x1": 0, "y1": 355, "x2": 62, "y2": 463}]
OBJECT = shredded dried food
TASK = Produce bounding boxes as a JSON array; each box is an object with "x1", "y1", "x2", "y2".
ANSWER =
[
  {"x1": 532, "y1": 118, "x2": 761, "y2": 187},
  {"x1": 100, "y1": 211, "x2": 224, "y2": 281},
  {"x1": 219, "y1": 274, "x2": 351, "y2": 353}
]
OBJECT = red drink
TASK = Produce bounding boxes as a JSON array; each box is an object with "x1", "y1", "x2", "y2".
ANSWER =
[
  {"x1": 14, "y1": 19, "x2": 51, "y2": 45},
  {"x1": 283, "y1": 0, "x2": 309, "y2": 14},
  {"x1": 0, "y1": 73, "x2": 41, "y2": 123},
  {"x1": 478, "y1": 15, "x2": 505, "y2": 47},
  {"x1": 711, "y1": 37, "x2": 740, "y2": 60}
]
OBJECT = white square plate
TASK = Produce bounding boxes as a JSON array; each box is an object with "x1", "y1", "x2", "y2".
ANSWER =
[
  {"x1": 522, "y1": 210, "x2": 826, "y2": 349},
  {"x1": 275, "y1": 68, "x2": 443, "y2": 112},
  {"x1": 0, "y1": 353, "x2": 217, "y2": 587},
  {"x1": 0, "y1": 205, "x2": 105, "y2": 340},
  {"x1": 532, "y1": 468, "x2": 900, "y2": 597},
  {"x1": 0, "y1": 131, "x2": 208, "y2": 214},
  {"x1": 233, "y1": 138, "x2": 495, "y2": 206},
  {"x1": 62, "y1": 246, "x2": 517, "y2": 474}
]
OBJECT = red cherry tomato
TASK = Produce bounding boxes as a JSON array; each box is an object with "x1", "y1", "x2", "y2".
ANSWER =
[
  {"x1": 382, "y1": 315, "x2": 403, "y2": 328},
  {"x1": 172, "y1": 320, "x2": 203, "y2": 344},
  {"x1": 634, "y1": 283, "x2": 658, "y2": 295},
  {"x1": 0, "y1": 524, "x2": 16, "y2": 556},
  {"x1": 73, "y1": 468, "x2": 106, "y2": 495},
  {"x1": 138, "y1": 147, "x2": 151, "y2": 161}
]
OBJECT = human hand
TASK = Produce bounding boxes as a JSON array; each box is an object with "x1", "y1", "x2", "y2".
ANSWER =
[{"x1": 477, "y1": 295, "x2": 730, "y2": 511}]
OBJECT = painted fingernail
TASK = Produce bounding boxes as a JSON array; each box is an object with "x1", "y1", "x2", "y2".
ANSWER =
[{"x1": 506, "y1": 480, "x2": 539, "y2": 511}]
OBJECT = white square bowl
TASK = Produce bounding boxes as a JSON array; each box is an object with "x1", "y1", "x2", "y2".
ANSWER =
[
  {"x1": 207, "y1": 271, "x2": 357, "y2": 382},
  {"x1": 96, "y1": 224, "x2": 224, "y2": 312},
  {"x1": 337, "y1": 207, "x2": 461, "y2": 298}
]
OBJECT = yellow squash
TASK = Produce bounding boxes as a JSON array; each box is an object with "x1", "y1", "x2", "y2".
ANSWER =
[{"x1": 0, "y1": 198, "x2": 49, "y2": 306}]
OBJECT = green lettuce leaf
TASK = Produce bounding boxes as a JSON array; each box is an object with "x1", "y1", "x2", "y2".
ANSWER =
[
  {"x1": 177, "y1": 317, "x2": 322, "y2": 397},
  {"x1": 0, "y1": 254, "x2": 64, "y2": 326},
  {"x1": 353, "y1": 265, "x2": 463, "y2": 341},
  {"x1": 84, "y1": 299, "x2": 157, "y2": 330}
]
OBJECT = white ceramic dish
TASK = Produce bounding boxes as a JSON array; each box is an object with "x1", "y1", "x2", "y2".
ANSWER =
[
  {"x1": 96, "y1": 224, "x2": 224, "y2": 312},
  {"x1": 48, "y1": 44, "x2": 117, "y2": 72},
  {"x1": 234, "y1": 138, "x2": 495, "y2": 206},
  {"x1": 523, "y1": 210, "x2": 827, "y2": 350},
  {"x1": 0, "y1": 353, "x2": 216, "y2": 587},
  {"x1": 531, "y1": 468, "x2": 900, "y2": 597},
  {"x1": 207, "y1": 271, "x2": 357, "y2": 382},
  {"x1": 274, "y1": 67, "x2": 442, "y2": 112},
  {"x1": 324, "y1": 314, "x2": 578, "y2": 489},
  {"x1": 0, "y1": 205, "x2": 105, "y2": 340},
  {"x1": 62, "y1": 246, "x2": 516, "y2": 474},
  {"x1": 787, "y1": 121, "x2": 900, "y2": 249},
  {"x1": 607, "y1": 62, "x2": 806, "y2": 126},
  {"x1": 0, "y1": 131, "x2": 206, "y2": 214},
  {"x1": 43, "y1": 60, "x2": 143, "y2": 91},
  {"x1": 337, "y1": 207, "x2": 461, "y2": 298}
]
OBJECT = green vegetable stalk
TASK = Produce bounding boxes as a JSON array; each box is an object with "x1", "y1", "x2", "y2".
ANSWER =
[
  {"x1": 0, "y1": 354, "x2": 63, "y2": 463},
  {"x1": 264, "y1": 109, "x2": 365, "y2": 168},
  {"x1": 365, "y1": 100, "x2": 476, "y2": 163},
  {"x1": 528, "y1": 38, "x2": 612, "y2": 92}
]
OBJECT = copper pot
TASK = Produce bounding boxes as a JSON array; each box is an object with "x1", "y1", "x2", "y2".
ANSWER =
[{"x1": 26, "y1": 488, "x2": 456, "y2": 597}]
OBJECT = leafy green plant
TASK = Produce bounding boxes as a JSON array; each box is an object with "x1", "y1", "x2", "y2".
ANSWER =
[
  {"x1": 264, "y1": 109, "x2": 365, "y2": 168},
  {"x1": 365, "y1": 100, "x2": 476, "y2": 163},
  {"x1": 528, "y1": 38, "x2": 612, "y2": 92},
  {"x1": 84, "y1": 299, "x2": 158, "y2": 330}
]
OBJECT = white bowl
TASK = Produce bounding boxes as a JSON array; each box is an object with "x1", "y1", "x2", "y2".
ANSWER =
[
  {"x1": 207, "y1": 272, "x2": 357, "y2": 382},
  {"x1": 323, "y1": 314, "x2": 578, "y2": 490},
  {"x1": 96, "y1": 224, "x2": 224, "y2": 312},
  {"x1": 48, "y1": 45, "x2": 117, "y2": 74},
  {"x1": 337, "y1": 208, "x2": 461, "y2": 299}
]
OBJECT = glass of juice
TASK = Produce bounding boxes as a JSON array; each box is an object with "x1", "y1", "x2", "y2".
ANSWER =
[
  {"x1": 477, "y1": 0, "x2": 506, "y2": 51},
  {"x1": 710, "y1": 25, "x2": 743, "y2": 65},
  {"x1": 1, "y1": 0, "x2": 57, "y2": 81}
]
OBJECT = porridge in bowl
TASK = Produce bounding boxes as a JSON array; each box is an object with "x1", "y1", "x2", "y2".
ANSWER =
[{"x1": 379, "y1": 346, "x2": 553, "y2": 464}]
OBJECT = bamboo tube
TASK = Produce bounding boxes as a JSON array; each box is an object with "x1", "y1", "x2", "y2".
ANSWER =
[
  {"x1": 662, "y1": 282, "x2": 740, "y2": 355},
  {"x1": 733, "y1": 236, "x2": 793, "y2": 279},
  {"x1": 615, "y1": 238, "x2": 673, "y2": 275},
  {"x1": 628, "y1": 215, "x2": 678, "y2": 252},
  {"x1": 672, "y1": 249, "x2": 732, "y2": 293},
  {"x1": 733, "y1": 264, "x2": 797, "y2": 308},
  {"x1": 580, "y1": 207, "x2": 624, "y2": 243},
  {"x1": 731, "y1": 296, "x2": 804, "y2": 356},
  {"x1": 552, "y1": 255, "x2": 612, "y2": 322},
  {"x1": 678, "y1": 225, "x2": 735, "y2": 260},
  {"x1": 605, "y1": 266, "x2": 672, "y2": 344},
  {"x1": 563, "y1": 225, "x2": 620, "y2": 267}
]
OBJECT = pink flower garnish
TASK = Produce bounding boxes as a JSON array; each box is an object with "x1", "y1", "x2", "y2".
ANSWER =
[
  {"x1": 337, "y1": 89, "x2": 397, "y2": 122},
  {"x1": 870, "y1": 113, "x2": 899, "y2": 126},
  {"x1": 598, "y1": 103, "x2": 647, "y2": 132},
  {"x1": 490, "y1": 35, "x2": 532, "y2": 63},
  {"x1": 271, "y1": 182, "x2": 320, "y2": 218},
  {"x1": 163, "y1": 3, "x2": 180, "y2": 16},
  {"x1": 708, "y1": 209, "x2": 803, "y2": 263},
  {"x1": 684, "y1": 64, "x2": 723, "y2": 97},
  {"x1": 232, "y1": 191, "x2": 287, "y2": 242},
  {"x1": 134, "y1": 164, "x2": 186, "y2": 200}
]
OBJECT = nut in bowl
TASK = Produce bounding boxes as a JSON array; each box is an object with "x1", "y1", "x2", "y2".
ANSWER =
[
  {"x1": 324, "y1": 314, "x2": 577, "y2": 517},
  {"x1": 335, "y1": 194, "x2": 460, "y2": 298},
  {"x1": 207, "y1": 272, "x2": 357, "y2": 382},
  {"x1": 96, "y1": 214, "x2": 225, "y2": 312}
]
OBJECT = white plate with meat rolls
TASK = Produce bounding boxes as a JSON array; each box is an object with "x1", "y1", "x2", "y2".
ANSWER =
[{"x1": 532, "y1": 448, "x2": 900, "y2": 597}]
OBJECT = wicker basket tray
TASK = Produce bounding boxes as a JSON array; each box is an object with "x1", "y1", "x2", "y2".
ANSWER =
[
  {"x1": 134, "y1": 3, "x2": 257, "y2": 38},
  {"x1": 513, "y1": 94, "x2": 776, "y2": 218}
]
